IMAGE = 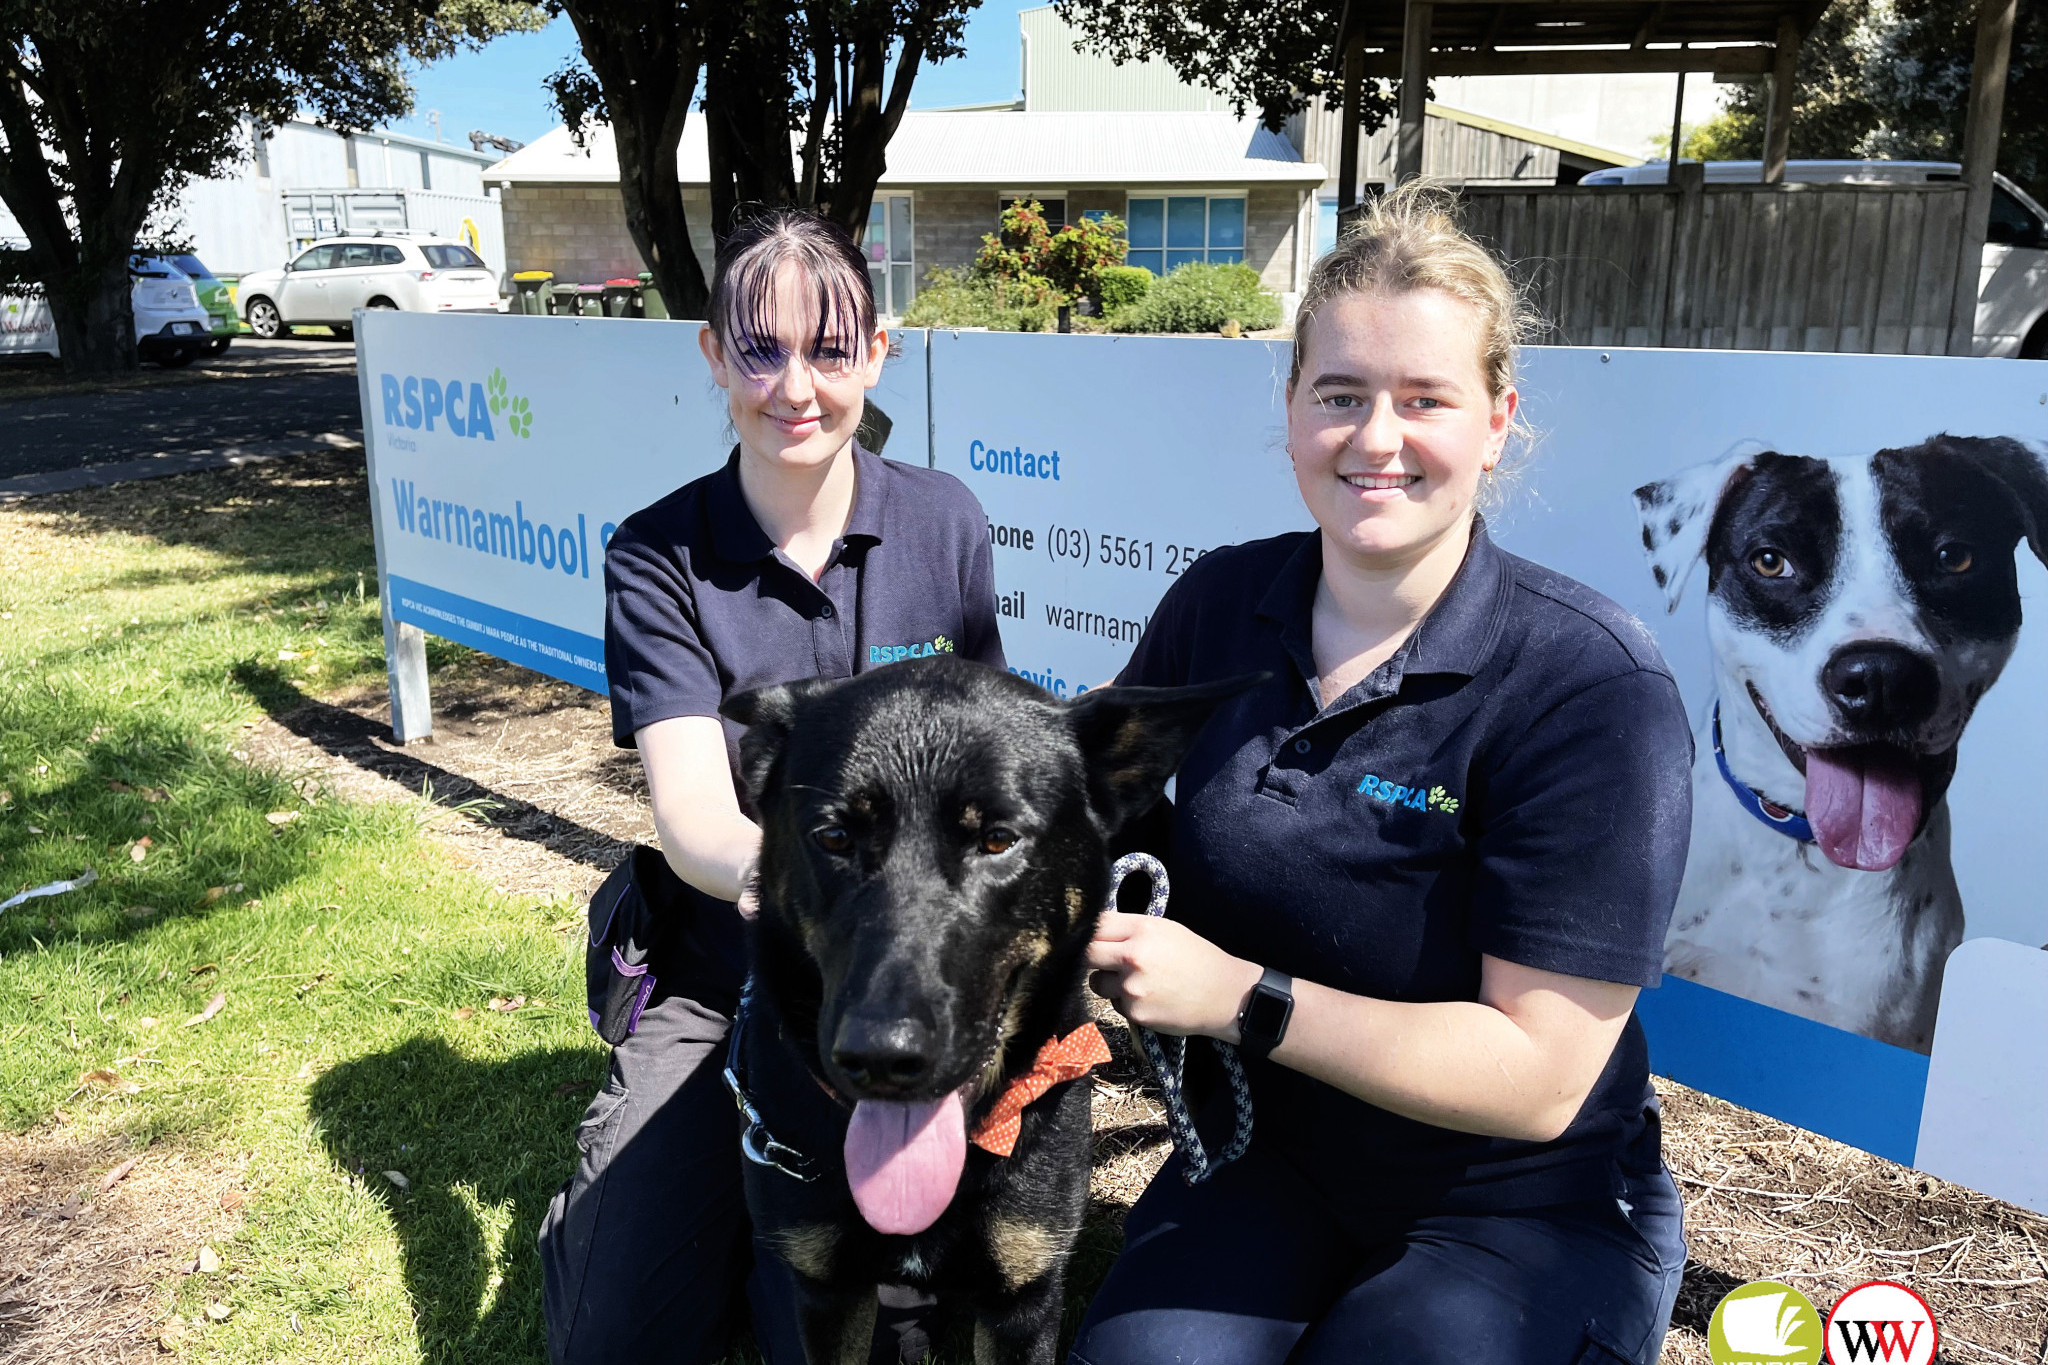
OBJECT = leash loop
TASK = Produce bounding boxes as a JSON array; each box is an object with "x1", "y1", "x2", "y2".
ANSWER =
[
  {"x1": 1107, "y1": 852, "x2": 1255, "y2": 1184},
  {"x1": 724, "y1": 979, "x2": 820, "y2": 1183}
]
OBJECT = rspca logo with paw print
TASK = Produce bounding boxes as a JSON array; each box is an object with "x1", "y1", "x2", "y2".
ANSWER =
[
  {"x1": 377, "y1": 365, "x2": 534, "y2": 441},
  {"x1": 868, "y1": 634, "x2": 956, "y2": 664},
  {"x1": 1356, "y1": 773, "x2": 1460, "y2": 815}
]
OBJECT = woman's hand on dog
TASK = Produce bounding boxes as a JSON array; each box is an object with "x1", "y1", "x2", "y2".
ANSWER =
[{"x1": 1087, "y1": 913, "x2": 1264, "y2": 1041}]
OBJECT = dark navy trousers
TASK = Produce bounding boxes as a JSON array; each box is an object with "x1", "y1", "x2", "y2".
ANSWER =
[
  {"x1": 537, "y1": 992, "x2": 931, "y2": 1365},
  {"x1": 1069, "y1": 1139, "x2": 1686, "y2": 1365}
]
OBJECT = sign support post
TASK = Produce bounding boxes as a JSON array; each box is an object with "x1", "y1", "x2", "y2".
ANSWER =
[{"x1": 355, "y1": 317, "x2": 433, "y2": 743}]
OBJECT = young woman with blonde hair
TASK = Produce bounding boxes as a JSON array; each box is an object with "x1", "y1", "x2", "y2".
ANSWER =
[{"x1": 1075, "y1": 183, "x2": 1691, "y2": 1365}]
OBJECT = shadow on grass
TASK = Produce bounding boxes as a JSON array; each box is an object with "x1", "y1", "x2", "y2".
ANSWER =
[
  {"x1": 7, "y1": 449, "x2": 377, "y2": 572},
  {"x1": 232, "y1": 661, "x2": 635, "y2": 874},
  {"x1": 309, "y1": 1036, "x2": 606, "y2": 1364},
  {"x1": 309, "y1": 1034, "x2": 1142, "y2": 1365}
]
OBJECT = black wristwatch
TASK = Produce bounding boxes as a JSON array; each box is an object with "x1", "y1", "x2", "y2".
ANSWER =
[{"x1": 1235, "y1": 967, "x2": 1294, "y2": 1060}]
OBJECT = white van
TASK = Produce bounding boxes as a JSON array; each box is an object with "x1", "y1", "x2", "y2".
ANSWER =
[
  {"x1": 1580, "y1": 160, "x2": 2048, "y2": 359},
  {"x1": 0, "y1": 252, "x2": 217, "y2": 366}
]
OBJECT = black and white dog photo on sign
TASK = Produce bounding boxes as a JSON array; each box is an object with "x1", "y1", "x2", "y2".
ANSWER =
[{"x1": 1634, "y1": 435, "x2": 2048, "y2": 1053}]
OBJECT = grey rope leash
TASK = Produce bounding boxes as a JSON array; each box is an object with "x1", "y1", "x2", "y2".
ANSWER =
[{"x1": 1107, "y1": 852, "x2": 1254, "y2": 1184}]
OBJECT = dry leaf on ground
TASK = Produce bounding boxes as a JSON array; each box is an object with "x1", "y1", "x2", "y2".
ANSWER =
[
  {"x1": 98, "y1": 1156, "x2": 141, "y2": 1192},
  {"x1": 194, "y1": 1245, "x2": 219, "y2": 1274},
  {"x1": 382, "y1": 1170, "x2": 410, "y2": 1191},
  {"x1": 486, "y1": 995, "x2": 527, "y2": 1012},
  {"x1": 265, "y1": 810, "x2": 300, "y2": 826},
  {"x1": 183, "y1": 992, "x2": 226, "y2": 1028}
]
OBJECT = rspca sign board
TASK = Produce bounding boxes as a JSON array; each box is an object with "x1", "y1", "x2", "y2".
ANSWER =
[
  {"x1": 937, "y1": 336, "x2": 2048, "y2": 1214},
  {"x1": 354, "y1": 311, "x2": 928, "y2": 691},
  {"x1": 359, "y1": 314, "x2": 2048, "y2": 1215}
]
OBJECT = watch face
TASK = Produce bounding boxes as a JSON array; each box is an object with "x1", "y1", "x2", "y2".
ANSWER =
[{"x1": 1243, "y1": 986, "x2": 1290, "y2": 1041}]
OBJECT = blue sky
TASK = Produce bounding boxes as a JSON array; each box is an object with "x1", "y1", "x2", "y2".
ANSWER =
[{"x1": 392, "y1": 3, "x2": 1040, "y2": 148}]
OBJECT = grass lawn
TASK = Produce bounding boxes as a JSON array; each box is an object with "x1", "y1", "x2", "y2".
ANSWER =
[{"x1": 0, "y1": 459, "x2": 606, "y2": 1362}]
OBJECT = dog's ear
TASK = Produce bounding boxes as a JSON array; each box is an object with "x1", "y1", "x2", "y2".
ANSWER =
[
  {"x1": 720, "y1": 677, "x2": 841, "y2": 804},
  {"x1": 1633, "y1": 445, "x2": 1761, "y2": 612},
  {"x1": 1066, "y1": 673, "x2": 1268, "y2": 831},
  {"x1": 1925, "y1": 434, "x2": 2048, "y2": 566}
]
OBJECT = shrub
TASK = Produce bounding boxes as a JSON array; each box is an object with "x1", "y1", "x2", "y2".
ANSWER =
[
  {"x1": 901, "y1": 267, "x2": 1058, "y2": 333},
  {"x1": 974, "y1": 200, "x2": 1128, "y2": 306},
  {"x1": 1096, "y1": 265, "x2": 1151, "y2": 315},
  {"x1": 1108, "y1": 262, "x2": 1281, "y2": 334}
]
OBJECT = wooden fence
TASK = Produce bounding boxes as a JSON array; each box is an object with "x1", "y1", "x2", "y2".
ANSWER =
[{"x1": 1460, "y1": 176, "x2": 1969, "y2": 354}]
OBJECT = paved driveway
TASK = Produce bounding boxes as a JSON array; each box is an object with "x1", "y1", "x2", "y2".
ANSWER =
[{"x1": 0, "y1": 339, "x2": 362, "y2": 482}]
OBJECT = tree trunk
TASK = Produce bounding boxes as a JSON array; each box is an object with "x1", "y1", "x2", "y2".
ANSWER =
[
  {"x1": 43, "y1": 254, "x2": 141, "y2": 376},
  {"x1": 562, "y1": 1, "x2": 711, "y2": 319}
]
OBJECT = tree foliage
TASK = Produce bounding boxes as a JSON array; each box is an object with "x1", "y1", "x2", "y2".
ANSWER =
[
  {"x1": 0, "y1": 0, "x2": 544, "y2": 375},
  {"x1": 972, "y1": 199, "x2": 1127, "y2": 304},
  {"x1": 1053, "y1": 0, "x2": 1395, "y2": 135},
  {"x1": 549, "y1": 0, "x2": 979, "y2": 319},
  {"x1": 1695, "y1": 0, "x2": 2048, "y2": 200}
]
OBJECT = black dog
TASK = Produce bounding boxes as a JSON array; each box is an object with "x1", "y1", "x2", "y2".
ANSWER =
[{"x1": 720, "y1": 656, "x2": 1252, "y2": 1365}]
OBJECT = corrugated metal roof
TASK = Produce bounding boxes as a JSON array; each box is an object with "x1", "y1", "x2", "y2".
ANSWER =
[
  {"x1": 883, "y1": 112, "x2": 1321, "y2": 184},
  {"x1": 488, "y1": 112, "x2": 1323, "y2": 187}
]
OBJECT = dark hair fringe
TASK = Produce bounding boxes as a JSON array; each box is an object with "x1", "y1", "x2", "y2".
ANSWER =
[{"x1": 708, "y1": 207, "x2": 876, "y2": 380}]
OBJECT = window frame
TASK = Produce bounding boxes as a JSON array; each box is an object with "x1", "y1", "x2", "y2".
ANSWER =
[
  {"x1": 999, "y1": 191, "x2": 1068, "y2": 233},
  {"x1": 865, "y1": 193, "x2": 916, "y2": 317},
  {"x1": 1123, "y1": 190, "x2": 1250, "y2": 276}
]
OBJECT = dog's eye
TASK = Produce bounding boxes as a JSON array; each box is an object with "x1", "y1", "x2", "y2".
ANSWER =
[
  {"x1": 813, "y1": 825, "x2": 853, "y2": 854},
  {"x1": 979, "y1": 828, "x2": 1017, "y2": 855},
  {"x1": 1936, "y1": 542, "x2": 1975, "y2": 574},
  {"x1": 1750, "y1": 548, "x2": 1790, "y2": 579}
]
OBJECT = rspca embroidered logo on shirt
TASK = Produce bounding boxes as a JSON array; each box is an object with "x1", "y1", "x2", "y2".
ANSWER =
[
  {"x1": 868, "y1": 634, "x2": 956, "y2": 664},
  {"x1": 1357, "y1": 773, "x2": 1460, "y2": 815}
]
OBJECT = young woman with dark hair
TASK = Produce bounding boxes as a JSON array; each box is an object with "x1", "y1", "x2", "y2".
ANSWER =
[{"x1": 538, "y1": 209, "x2": 1005, "y2": 1365}]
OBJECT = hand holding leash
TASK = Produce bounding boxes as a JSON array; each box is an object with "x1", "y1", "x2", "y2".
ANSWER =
[{"x1": 1098, "y1": 853, "x2": 1254, "y2": 1184}]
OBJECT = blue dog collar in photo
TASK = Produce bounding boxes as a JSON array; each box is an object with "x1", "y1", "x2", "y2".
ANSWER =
[{"x1": 1713, "y1": 703, "x2": 1814, "y2": 844}]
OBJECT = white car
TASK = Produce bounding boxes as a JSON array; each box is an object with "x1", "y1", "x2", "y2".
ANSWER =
[
  {"x1": 0, "y1": 252, "x2": 214, "y2": 366},
  {"x1": 236, "y1": 234, "x2": 504, "y2": 339},
  {"x1": 1581, "y1": 160, "x2": 2048, "y2": 359}
]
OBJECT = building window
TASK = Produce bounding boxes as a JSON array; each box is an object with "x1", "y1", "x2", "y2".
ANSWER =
[
  {"x1": 866, "y1": 195, "x2": 915, "y2": 316},
  {"x1": 1125, "y1": 195, "x2": 1246, "y2": 275},
  {"x1": 1000, "y1": 196, "x2": 1066, "y2": 231},
  {"x1": 1316, "y1": 198, "x2": 1339, "y2": 259}
]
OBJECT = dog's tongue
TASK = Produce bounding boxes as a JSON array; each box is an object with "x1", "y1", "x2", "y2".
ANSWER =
[
  {"x1": 843, "y1": 1091, "x2": 966, "y2": 1235},
  {"x1": 1804, "y1": 746, "x2": 1921, "y2": 872}
]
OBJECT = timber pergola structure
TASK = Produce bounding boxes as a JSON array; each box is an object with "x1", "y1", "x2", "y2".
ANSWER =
[{"x1": 1331, "y1": 0, "x2": 2020, "y2": 354}]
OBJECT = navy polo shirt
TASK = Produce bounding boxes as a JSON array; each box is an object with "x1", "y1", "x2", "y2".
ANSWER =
[
  {"x1": 1120, "y1": 519, "x2": 1693, "y2": 1211},
  {"x1": 604, "y1": 441, "x2": 1006, "y2": 1008}
]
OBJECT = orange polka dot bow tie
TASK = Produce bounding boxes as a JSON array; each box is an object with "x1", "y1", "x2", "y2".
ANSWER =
[{"x1": 969, "y1": 1023, "x2": 1113, "y2": 1157}]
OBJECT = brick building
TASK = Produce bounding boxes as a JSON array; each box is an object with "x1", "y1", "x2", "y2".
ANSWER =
[{"x1": 486, "y1": 112, "x2": 1327, "y2": 316}]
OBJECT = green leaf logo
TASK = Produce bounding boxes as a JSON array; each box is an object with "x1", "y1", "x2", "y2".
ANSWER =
[
  {"x1": 508, "y1": 395, "x2": 532, "y2": 439},
  {"x1": 487, "y1": 367, "x2": 509, "y2": 416}
]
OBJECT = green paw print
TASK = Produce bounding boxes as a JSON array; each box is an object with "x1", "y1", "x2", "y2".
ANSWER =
[
  {"x1": 487, "y1": 367, "x2": 510, "y2": 416},
  {"x1": 933, "y1": 634, "x2": 953, "y2": 654},
  {"x1": 508, "y1": 395, "x2": 532, "y2": 438},
  {"x1": 1427, "y1": 785, "x2": 1460, "y2": 814}
]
